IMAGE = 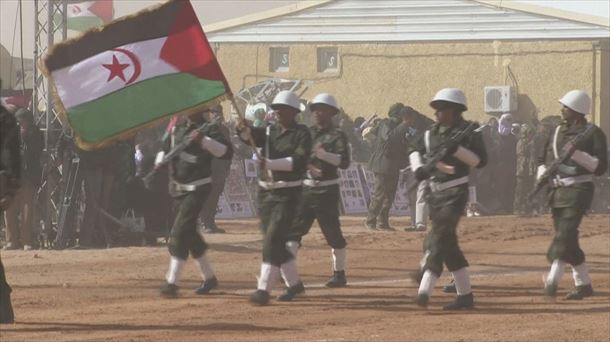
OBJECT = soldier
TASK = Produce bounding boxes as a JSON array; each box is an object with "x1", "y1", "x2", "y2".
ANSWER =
[
  {"x1": 1, "y1": 79, "x2": 20, "y2": 323},
  {"x1": 365, "y1": 103, "x2": 411, "y2": 230},
  {"x1": 3, "y1": 108, "x2": 43, "y2": 251},
  {"x1": 237, "y1": 91, "x2": 312, "y2": 305},
  {"x1": 159, "y1": 108, "x2": 233, "y2": 298},
  {"x1": 409, "y1": 88, "x2": 487, "y2": 310},
  {"x1": 539, "y1": 90, "x2": 607, "y2": 300},
  {"x1": 281, "y1": 93, "x2": 351, "y2": 299},
  {"x1": 513, "y1": 119, "x2": 537, "y2": 216},
  {"x1": 199, "y1": 106, "x2": 231, "y2": 234}
]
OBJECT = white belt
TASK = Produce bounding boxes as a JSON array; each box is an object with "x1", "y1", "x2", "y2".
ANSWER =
[
  {"x1": 258, "y1": 180, "x2": 302, "y2": 190},
  {"x1": 303, "y1": 178, "x2": 339, "y2": 188},
  {"x1": 429, "y1": 176, "x2": 469, "y2": 193},
  {"x1": 552, "y1": 174, "x2": 593, "y2": 187},
  {"x1": 179, "y1": 152, "x2": 198, "y2": 163},
  {"x1": 171, "y1": 177, "x2": 211, "y2": 192}
]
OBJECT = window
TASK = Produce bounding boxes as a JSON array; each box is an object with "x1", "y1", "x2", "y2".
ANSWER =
[
  {"x1": 317, "y1": 47, "x2": 338, "y2": 72},
  {"x1": 269, "y1": 47, "x2": 289, "y2": 72}
]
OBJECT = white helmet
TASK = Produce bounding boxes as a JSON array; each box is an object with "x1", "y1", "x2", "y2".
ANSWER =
[
  {"x1": 271, "y1": 90, "x2": 305, "y2": 112},
  {"x1": 430, "y1": 88, "x2": 468, "y2": 110},
  {"x1": 559, "y1": 90, "x2": 590, "y2": 115},
  {"x1": 309, "y1": 93, "x2": 339, "y2": 112}
]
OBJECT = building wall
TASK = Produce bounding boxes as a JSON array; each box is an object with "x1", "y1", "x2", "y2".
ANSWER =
[{"x1": 215, "y1": 39, "x2": 609, "y2": 133}]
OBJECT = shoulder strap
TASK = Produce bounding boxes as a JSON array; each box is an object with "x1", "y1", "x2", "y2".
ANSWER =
[
  {"x1": 424, "y1": 130, "x2": 431, "y2": 154},
  {"x1": 552, "y1": 125, "x2": 561, "y2": 159}
]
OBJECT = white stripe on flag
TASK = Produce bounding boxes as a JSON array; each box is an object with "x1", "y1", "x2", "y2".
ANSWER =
[{"x1": 52, "y1": 36, "x2": 178, "y2": 109}]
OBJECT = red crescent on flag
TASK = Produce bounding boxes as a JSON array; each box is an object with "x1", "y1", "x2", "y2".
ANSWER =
[{"x1": 111, "y1": 48, "x2": 141, "y2": 85}]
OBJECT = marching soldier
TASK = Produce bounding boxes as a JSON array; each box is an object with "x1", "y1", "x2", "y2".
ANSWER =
[
  {"x1": 539, "y1": 90, "x2": 607, "y2": 300},
  {"x1": 159, "y1": 108, "x2": 233, "y2": 297},
  {"x1": 409, "y1": 88, "x2": 487, "y2": 310},
  {"x1": 1, "y1": 79, "x2": 20, "y2": 323},
  {"x1": 280, "y1": 93, "x2": 351, "y2": 299},
  {"x1": 237, "y1": 91, "x2": 312, "y2": 305}
]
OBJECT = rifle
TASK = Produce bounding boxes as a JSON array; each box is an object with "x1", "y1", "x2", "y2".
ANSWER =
[
  {"x1": 142, "y1": 121, "x2": 211, "y2": 187},
  {"x1": 408, "y1": 121, "x2": 481, "y2": 193},
  {"x1": 528, "y1": 124, "x2": 594, "y2": 201}
]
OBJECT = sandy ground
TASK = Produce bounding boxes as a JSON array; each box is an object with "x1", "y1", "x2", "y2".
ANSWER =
[{"x1": 0, "y1": 214, "x2": 609, "y2": 342}]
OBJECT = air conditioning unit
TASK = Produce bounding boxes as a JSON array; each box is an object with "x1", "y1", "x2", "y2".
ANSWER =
[{"x1": 484, "y1": 86, "x2": 517, "y2": 113}]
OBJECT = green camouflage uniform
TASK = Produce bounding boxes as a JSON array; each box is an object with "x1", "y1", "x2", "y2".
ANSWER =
[
  {"x1": 513, "y1": 123, "x2": 536, "y2": 214},
  {"x1": 538, "y1": 120, "x2": 607, "y2": 265},
  {"x1": 249, "y1": 123, "x2": 312, "y2": 266},
  {"x1": 409, "y1": 119, "x2": 487, "y2": 276},
  {"x1": 166, "y1": 120, "x2": 232, "y2": 260},
  {"x1": 288, "y1": 126, "x2": 350, "y2": 248}
]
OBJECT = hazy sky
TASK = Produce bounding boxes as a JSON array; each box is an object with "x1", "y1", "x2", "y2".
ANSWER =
[{"x1": 1, "y1": 0, "x2": 609, "y2": 60}]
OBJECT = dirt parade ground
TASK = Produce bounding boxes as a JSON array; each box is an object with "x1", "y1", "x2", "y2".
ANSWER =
[{"x1": 0, "y1": 214, "x2": 608, "y2": 342}]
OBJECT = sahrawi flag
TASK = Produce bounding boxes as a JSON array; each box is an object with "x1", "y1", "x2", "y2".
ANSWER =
[
  {"x1": 64, "y1": 1, "x2": 114, "y2": 31},
  {"x1": 43, "y1": 0, "x2": 230, "y2": 149}
]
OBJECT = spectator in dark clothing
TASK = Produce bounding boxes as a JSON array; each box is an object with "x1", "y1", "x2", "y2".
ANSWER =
[{"x1": 3, "y1": 108, "x2": 43, "y2": 250}]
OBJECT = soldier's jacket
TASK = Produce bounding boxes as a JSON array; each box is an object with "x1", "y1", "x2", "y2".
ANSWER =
[
  {"x1": 408, "y1": 119, "x2": 487, "y2": 207},
  {"x1": 537, "y1": 120, "x2": 608, "y2": 209},
  {"x1": 249, "y1": 123, "x2": 312, "y2": 182},
  {"x1": 308, "y1": 126, "x2": 351, "y2": 181},
  {"x1": 166, "y1": 120, "x2": 233, "y2": 193},
  {"x1": 367, "y1": 117, "x2": 410, "y2": 174},
  {"x1": 0, "y1": 106, "x2": 21, "y2": 196}
]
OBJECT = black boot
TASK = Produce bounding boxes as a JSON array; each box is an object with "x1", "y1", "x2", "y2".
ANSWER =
[
  {"x1": 415, "y1": 293, "x2": 429, "y2": 308},
  {"x1": 0, "y1": 289, "x2": 15, "y2": 324},
  {"x1": 325, "y1": 271, "x2": 347, "y2": 288},
  {"x1": 277, "y1": 282, "x2": 305, "y2": 301},
  {"x1": 194, "y1": 277, "x2": 218, "y2": 295},
  {"x1": 249, "y1": 290, "x2": 271, "y2": 305},
  {"x1": 565, "y1": 284, "x2": 593, "y2": 300},
  {"x1": 160, "y1": 283, "x2": 178, "y2": 298},
  {"x1": 443, "y1": 293, "x2": 474, "y2": 310},
  {"x1": 443, "y1": 280, "x2": 457, "y2": 293}
]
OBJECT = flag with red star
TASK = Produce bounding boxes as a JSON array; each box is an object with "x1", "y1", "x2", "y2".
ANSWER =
[{"x1": 42, "y1": 0, "x2": 230, "y2": 149}]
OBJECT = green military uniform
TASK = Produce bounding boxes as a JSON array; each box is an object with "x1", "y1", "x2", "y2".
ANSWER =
[
  {"x1": 166, "y1": 120, "x2": 232, "y2": 260},
  {"x1": 409, "y1": 119, "x2": 487, "y2": 276},
  {"x1": 249, "y1": 123, "x2": 312, "y2": 266},
  {"x1": 513, "y1": 123, "x2": 537, "y2": 215},
  {"x1": 366, "y1": 110, "x2": 410, "y2": 229},
  {"x1": 538, "y1": 120, "x2": 607, "y2": 266},
  {"x1": 288, "y1": 126, "x2": 350, "y2": 248}
]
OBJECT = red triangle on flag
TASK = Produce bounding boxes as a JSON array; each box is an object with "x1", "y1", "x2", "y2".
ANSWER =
[{"x1": 89, "y1": 0, "x2": 113, "y2": 23}]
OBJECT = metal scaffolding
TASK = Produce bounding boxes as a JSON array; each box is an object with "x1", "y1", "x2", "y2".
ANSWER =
[{"x1": 32, "y1": 0, "x2": 68, "y2": 244}]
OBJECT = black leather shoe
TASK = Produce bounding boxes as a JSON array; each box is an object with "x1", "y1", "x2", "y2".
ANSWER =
[
  {"x1": 160, "y1": 283, "x2": 178, "y2": 298},
  {"x1": 565, "y1": 284, "x2": 593, "y2": 300},
  {"x1": 0, "y1": 290, "x2": 15, "y2": 324},
  {"x1": 249, "y1": 290, "x2": 271, "y2": 305},
  {"x1": 194, "y1": 277, "x2": 218, "y2": 295},
  {"x1": 277, "y1": 282, "x2": 305, "y2": 301},
  {"x1": 325, "y1": 271, "x2": 347, "y2": 288},
  {"x1": 415, "y1": 293, "x2": 429, "y2": 308},
  {"x1": 443, "y1": 280, "x2": 457, "y2": 293},
  {"x1": 443, "y1": 293, "x2": 474, "y2": 310},
  {"x1": 377, "y1": 225, "x2": 395, "y2": 231},
  {"x1": 365, "y1": 223, "x2": 377, "y2": 231}
]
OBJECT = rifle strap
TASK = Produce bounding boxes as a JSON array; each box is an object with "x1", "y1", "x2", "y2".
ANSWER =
[
  {"x1": 424, "y1": 130, "x2": 431, "y2": 154},
  {"x1": 552, "y1": 125, "x2": 561, "y2": 159}
]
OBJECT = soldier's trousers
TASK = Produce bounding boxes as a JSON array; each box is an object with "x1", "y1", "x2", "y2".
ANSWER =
[
  {"x1": 421, "y1": 196, "x2": 469, "y2": 277},
  {"x1": 288, "y1": 185, "x2": 346, "y2": 249},
  {"x1": 366, "y1": 171, "x2": 400, "y2": 227},
  {"x1": 169, "y1": 186, "x2": 210, "y2": 260},
  {"x1": 547, "y1": 207, "x2": 585, "y2": 266},
  {"x1": 4, "y1": 181, "x2": 35, "y2": 246},
  {"x1": 258, "y1": 187, "x2": 302, "y2": 266},
  {"x1": 200, "y1": 170, "x2": 228, "y2": 230},
  {"x1": 513, "y1": 175, "x2": 533, "y2": 214}
]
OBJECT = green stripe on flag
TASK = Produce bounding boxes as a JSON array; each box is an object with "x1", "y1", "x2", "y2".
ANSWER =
[
  {"x1": 67, "y1": 17, "x2": 105, "y2": 31},
  {"x1": 67, "y1": 72, "x2": 226, "y2": 143}
]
